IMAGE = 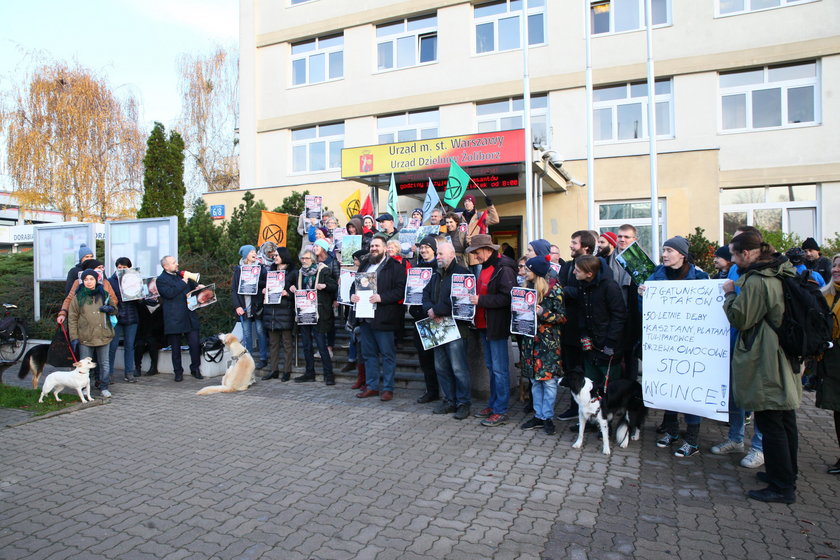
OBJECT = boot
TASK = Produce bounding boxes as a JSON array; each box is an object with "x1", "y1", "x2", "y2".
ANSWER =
[
  {"x1": 124, "y1": 374, "x2": 137, "y2": 384},
  {"x1": 351, "y1": 362, "x2": 366, "y2": 390},
  {"x1": 281, "y1": 371, "x2": 290, "y2": 382},
  {"x1": 262, "y1": 370, "x2": 279, "y2": 381}
]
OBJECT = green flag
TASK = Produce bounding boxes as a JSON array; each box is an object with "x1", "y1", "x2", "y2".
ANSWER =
[
  {"x1": 387, "y1": 173, "x2": 399, "y2": 220},
  {"x1": 444, "y1": 159, "x2": 470, "y2": 208}
]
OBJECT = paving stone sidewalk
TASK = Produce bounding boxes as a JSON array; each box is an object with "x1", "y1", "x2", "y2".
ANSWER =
[{"x1": 1, "y1": 372, "x2": 838, "y2": 560}]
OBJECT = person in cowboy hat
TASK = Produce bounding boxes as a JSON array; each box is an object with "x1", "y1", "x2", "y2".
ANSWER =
[{"x1": 466, "y1": 234, "x2": 518, "y2": 427}]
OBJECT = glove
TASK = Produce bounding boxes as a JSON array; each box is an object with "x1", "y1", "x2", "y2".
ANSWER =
[
  {"x1": 484, "y1": 196, "x2": 493, "y2": 207},
  {"x1": 99, "y1": 305, "x2": 116, "y2": 314},
  {"x1": 602, "y1": 346, "x2": 615, "y2": 357}
]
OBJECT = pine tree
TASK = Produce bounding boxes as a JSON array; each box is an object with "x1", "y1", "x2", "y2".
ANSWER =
[
  {"x1": 181, "y1": 198, "x2": 223, "y2": 257},
  {"x1": 138, "y1": 122, "x2": 186, "y2": 228},
  {"x1": 272, "y1": 189, "x2": 309, "y2": 258},
  {"x1": 221, "y1": 191, "x2": 266, "y2": 256}
]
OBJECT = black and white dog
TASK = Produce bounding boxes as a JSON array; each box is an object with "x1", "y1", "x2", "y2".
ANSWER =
[{"x1": 562, "y1": 367, "x2": 647, "y2": 455}]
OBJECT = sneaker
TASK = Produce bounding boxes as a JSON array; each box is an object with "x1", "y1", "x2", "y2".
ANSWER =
[
  {"x1": 674, "y1": 442, "x2": 699, "y2": 458},
  {"x1": 710, "y1": 439, "x2": 744, "y2": 455},
  {"x1": 740, "y1": 448, "x2": 765, "y2": 469},
  {"x1": 827, "y1": 460, "x2": 840, "y2": 475},
  {"x1": 543, "y1": 419, "x2": 556, "y2": 436},
  {"x1": 744, "y1": 413, "x2": 752, "y2": 426},
  {"x1": 556, "y1": 407, "x2": 578, "y2": 421},
  {"x1": 101, "y1": 389, "x2": 112, "y2": 398},
  {"x1": 480, "y1": 413, "x2": 507, "y2": 427},
  {"x1": 655, "y1": 423, "x2": 667, "y2": 434},
  {"x1": 433, "y1": 401, "x2": 456, "y2": 415},
  {"x1": 453, "y1": 404, "x2": 470, "y2": 420},
  {"x1": 656, "y1": 433, "x2": 679, "y2": 448},
  {"x1": 473, "y1": 407, "x2": 493, "y2": 418},
  {"x1": 520, "y1": 417, "x2": 545, "y2": 430},
  {"x1": 747, "y1": 487, "x2": 795, "y2": 504}
]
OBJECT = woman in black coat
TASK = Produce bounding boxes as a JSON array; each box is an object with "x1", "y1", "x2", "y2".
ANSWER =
[{"x1": 261, "y1": 247, "x2": 297, "y2": 381}]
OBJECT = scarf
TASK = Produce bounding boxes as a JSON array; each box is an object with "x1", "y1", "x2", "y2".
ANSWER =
[
  {"x1": 76, "y1": 285, "x2": 103, "y2": 306},
  {"x1": 300, "y1": 264, "x2": 318, "y2": 290}
]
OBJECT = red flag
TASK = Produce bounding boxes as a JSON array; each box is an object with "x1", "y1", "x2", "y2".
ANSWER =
[
  {"x1": 360, "y1": 193, "x2": 373, "y2": 217},
  {"x1": 476, "y1": 210, "x2": 488, "y2": 235}
]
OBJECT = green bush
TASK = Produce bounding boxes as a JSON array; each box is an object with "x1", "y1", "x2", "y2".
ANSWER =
[
  {"x1": 821, "y1": 232, "x2": 840, "y2": 258},
  {"x1": 685, "y1": 227, "x2": 716, "y2": 276},
  {"x1": 756, "y1": 227, "x2": 801, "y2": 253}
]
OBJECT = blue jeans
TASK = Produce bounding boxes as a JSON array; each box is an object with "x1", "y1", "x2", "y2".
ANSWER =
[
  {"x1": 531, "y1": 378, "x2": 558, "y2": 420},
  {"x1": 727, "y1": 406, "x2": 763, "y2": 450},
  {"x1": 108, "y1": 323, "x2": 138, "y2": 376},
  {"x1": 348, "y1": 327, "x2": 359, "y2": 362},
  {"x1": 300, "y1": 325, "x2": 333, "y2": 377},
  {"x1": 480, "y1": 332, "x2": 510, "y2": 415},
  {"x1": 80, "y1": 344, "x2": 111, "y2": 391},
  {"x1": 240, "y1": 316, "x2": 268, "y2": 363},
  {"x1": 433, "y1": 337, "x2": 471, "y2": 406},
  {"x1": 359, "y1": 322, "x2": 395, "y2": 392}
]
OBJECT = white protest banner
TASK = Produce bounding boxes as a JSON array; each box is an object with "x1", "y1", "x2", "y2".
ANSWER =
[
  {"x1": 295, "y1": 289, "x2": 318, "y2": 325},
  {"x1": 510, "y1": 287, "x2": 537, "y2": 337},
  {"x1": 641, "y1": 279, "x2": 730, "y2": 422},
  {"x1": 338, "y1": 269, "x2": 355, "y2": 306},
  {"x1": 450, "y1": 274, "x2": 476, "y2": 320},
  {"x1": 265, "y1": 270, "x2": 285, "y2": 304},
  {"x1": 405, "y1": 268, "x2": 432, "y2": 306}
]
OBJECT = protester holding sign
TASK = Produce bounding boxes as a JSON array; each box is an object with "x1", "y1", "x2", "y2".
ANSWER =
[
  {"x1": 409, "y1": 236, "x2": 440, "y2": 405},
  {"x1": 641, "y1": 236, "x2": 710, "y2": 458},
  {"x1": 232, "y1": 245, "x2": 268, "y2": 369},
  {"x1": 519, "y1": 256, "x2": 566, "y2": 436},
  {"x1": 444, "y1": 212, "x2": 468, "y2": 266},
  {"x1": 261, "y1": 247, "x2": 297, "y2": 382},
  {"x1": 107, "y1": 257, "x2": 141, "y2": 383},
  {"x1": 290, "y1": 249, "x2": 337, "y2": 385},
  {"x1": 723, "y1": 230, "x2": 800, "y2": 503}
]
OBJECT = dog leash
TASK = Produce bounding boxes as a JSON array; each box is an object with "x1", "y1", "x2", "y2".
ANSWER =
[{"x1": 60, "y1": 322, "x2": 78, "y2": 363}]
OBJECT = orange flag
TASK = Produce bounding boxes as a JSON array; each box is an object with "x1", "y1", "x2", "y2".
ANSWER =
[{"x1": 257, "y1": 210, "x2": 289, "y2": 247}]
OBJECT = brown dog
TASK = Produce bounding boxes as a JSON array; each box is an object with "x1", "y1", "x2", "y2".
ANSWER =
[{"x1": 196, "y1": 334, "x2": 256, "y2": 395}]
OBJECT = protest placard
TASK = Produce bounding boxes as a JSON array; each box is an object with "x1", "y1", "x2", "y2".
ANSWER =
[
  {"x1": 405, "y1": 268, "x2": 433, "y2": 306},
  {"x1": 264, "y1": 270, "x2": 285, "y2": 304},
  {"x1": 416, "y1": 316, "x2": 461, "y2": 351},
  {"x1": 338, "y1": 269, "x2": 356, "y2": 306},
  {"x1": 295, "y1": 289, "x2": 318, "y2": 325},
  {"x1": 187, "y1": 283, "x2": 217, "y2": 311},
  {"x1": 415, "y1": 225, "x2": 441, "y2": 244},
  {"x1": 616, "y1": 241, "x2": 656, "y2": 284},
  {"x1": 340, "y1": 235, "x2": 361, "y2": 266},
  {"x1": 451, "y1": 274, "x2": 476, "y2": 320},
  {"x1": 354, "y1": 272, "x2": 377, "y2": 318},
  {"x1": 305, "y1": 195, "x2": 323, "y2": 221},
  {"x1": 398, "y1": 229, "x2": 417, "y2": 258},
  {"x1": 141, "y1": 277, "x2": 159, "y2": 300},
  {"x1": 641, "y1": 279, "x2": 730, "y2": 421},
  {"x1": 116, "y1": 268, "x2": 144, "y2": 301},
  {"x1": 237, "y1": 264, "x2": 261, "y2": 295},
  {"x1": 510, "y1": 287, "x2": 537, "y2": 337}
]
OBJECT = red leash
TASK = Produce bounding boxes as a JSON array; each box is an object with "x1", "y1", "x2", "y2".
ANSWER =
[{"x1": 60, "y1": 322, "x2": 78, "y2": 363}]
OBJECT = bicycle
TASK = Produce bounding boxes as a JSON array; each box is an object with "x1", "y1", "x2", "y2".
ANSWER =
[{"x1": 0, "y1": 303, "x2": 28, "y2": 363}]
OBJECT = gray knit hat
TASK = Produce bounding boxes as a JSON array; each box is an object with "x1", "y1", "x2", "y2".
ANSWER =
[{"x1": 663, "y1": 236, "x2": 690, "y2": 258}]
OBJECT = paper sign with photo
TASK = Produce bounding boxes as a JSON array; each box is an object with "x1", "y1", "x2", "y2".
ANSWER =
[
  {"x1": 305, "y1": 195, "x2": 323, "y2": 221},
  {"x1": 616, "y1": 241, "x2": 656, "y2": 284},
  {"x1": 510, "y1": 287, "x2": 538, "y2": 337},
  {"x1": 295, "y1": 289, "x2": 318, "y2": 325},
  {"x1": 187, "y1": 283, "x2": 217, "y2": 311},
  {"x1": 450, "y1": 274, "x2": 476, "y2": 321},
  {"x1": 416, "y1": 316, "x2": 461, "y2": 351},
  {"x1": 340, "y1": 235, "x2": 362, "y2": 266},
  {"x1": 116, "y1": 268, "x2": 144, "y2": 302},
  {"x1": 264, "y1": 270, "x2": 285, "y2": 305},
  {"x1": 238, "y1": 264, "x2": 261, "y2": 295},
  {"x1": 339, "y1": 269, "x2": 356, "y2": 306},
  {"x1": 404, "y1": 268, "x2": 433, "y2": 306}
]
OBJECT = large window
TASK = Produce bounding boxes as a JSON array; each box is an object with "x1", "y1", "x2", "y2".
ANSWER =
[
  {"x1": 291, "y1": 34, "x2": 343, "y2": 86},
  {"x1": 720, "y1": 185, "x2": 817, "y2": 240},
  {"x1": 717, "y1": 0, "x2": 816, "y2": 16},
  {"x1": 377, "y1": 15, "x2": 437, "y2": 71},
  {"x1": 593, "y1": 79, "x2": 672, "y2": 142},
  {"x1": 474, "y1": 0, "x2": 546, "y2": 54},
  {"x1": 720, "y1": 61, "x2": 818, "y2": 131},
  {"x1": 378, "y1": 110, "x2": 439, "y2": 144},
  {"x1": 291, "y1": 123, "x2": 344, "y2": 173},
  {"x1": 476, "y1": 95, "x2": 548, "y2": 144},
  {"x1": 598, "y1": 199, "x2": 666, "y2": 256},
  {"x1": 591, "y1": 0, "x2": 670, "y2": 34}
]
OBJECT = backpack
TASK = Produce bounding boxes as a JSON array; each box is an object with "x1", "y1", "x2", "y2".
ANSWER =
[{"x1": 770, "y1": 270, "x2": 834, "y2": 364}]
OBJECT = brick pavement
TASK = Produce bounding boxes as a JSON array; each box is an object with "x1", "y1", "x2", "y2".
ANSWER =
[{"x1": 1, "y1": 371, "x2": 839, "y2": 560}]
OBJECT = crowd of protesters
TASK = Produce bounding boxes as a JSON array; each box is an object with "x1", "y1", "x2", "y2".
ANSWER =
[{"x1": 61, "y1": 196, "x2": 840, "y2": 505}]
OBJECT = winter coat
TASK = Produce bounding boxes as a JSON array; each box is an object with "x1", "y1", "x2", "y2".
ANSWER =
[
  {"x1": 68, "y1": 290, "x2": 115, "y2": 347},
  {"x1": 579, "y1": 267, "x2": 626, "y2": 361},
  {"x1": 807, "y1": 256, "x2": 832, "y2": 284},
  {"x1": 355, "y1": 255, "x2": 407, "y2": 331},
  {"x1": 465, "y1": 205, "x2": 499, "y2": 266},
  {"x1": 156, "y1": 271, "x2": 200, "y2": 335},
  {"x1": 559, "y1": 255, "x2": 614, "y2": 346},
  {"x1": 520, "y1": 280, "x2": 566, "y2": 381},
  {"x1": 723, "y1": 255, "x2": 800, "y2": 411},
  {"x1": 447, "y1": 226, "x2": 468, "y2": 266},
  {"x1": 421, "y1": 259, "x2": 471, "y2": 328},
  {"x1": 58, "y1": 279, "x2": 120, "y2": 323},
  {"x1": 816, "y1": 289, "x2": 840, "y2": 411},
  {"x1": 475, "y1": 253, "x2": 517, "y2": 340},
  {"x1": 296, "y1": 263, "x2": 337, "y2": 333},
  {"x1": 231, "y1": 263, "x2": 267, "y2": 319},
  {"x1": 108, "y1": 273, "x2": 140, "y2": 326},
  {"x1": 263, "y1": 266, "x2": 297, "y2": 331}
]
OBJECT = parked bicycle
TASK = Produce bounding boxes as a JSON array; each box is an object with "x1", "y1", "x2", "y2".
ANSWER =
[{"x1": 0, "y1": 303, "x2": 28, "y2": 363}]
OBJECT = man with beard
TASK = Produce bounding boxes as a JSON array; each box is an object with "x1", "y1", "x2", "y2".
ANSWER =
[
  {"x1": 422, "y1": 241, "x2": 472, "y2": 419},
  {"x1": 467, "y1": 235, "x2": 517, "y2": 427},
  {"x1": 596, "y1": 231, "x2": 618, "y2": 259},
  {"x1": 802, "y1": 237, "x2": 832, "y2": 283},
  {"x1": 351, "y1": 235, "x2": 407, "y2": 401}
]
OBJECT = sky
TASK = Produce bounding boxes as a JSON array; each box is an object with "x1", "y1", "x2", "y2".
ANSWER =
[{"x1": 0, "y1": 0, "x2": 239, "y2": 130}]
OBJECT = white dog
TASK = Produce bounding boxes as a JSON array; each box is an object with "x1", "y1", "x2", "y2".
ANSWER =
[
  {"x1": 38, "y1": 357, "x2": 96, "y2": 403},
  {"x1": 196, "y1": 334, "x2": 256, "y2": 395}
]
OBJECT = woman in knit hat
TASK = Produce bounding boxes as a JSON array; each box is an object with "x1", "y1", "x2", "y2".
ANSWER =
[
  {"x1": 642, "y1": 236, "x2": 710, "y2": 458},
  {"x1": 232, "y1": 244, "x2": 268, "y2": 369},
  {"x1": 519, "y1": 255, "x2": 566, "y2": 436},
  {"x1": 69, "y1": 269, "x2": 116, "y2": 397}
]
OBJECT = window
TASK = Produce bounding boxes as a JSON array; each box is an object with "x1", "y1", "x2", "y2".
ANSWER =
[
  {"x1": 377, "y1": 110, "x2": 439, "y2": 144},
  {"x1": 377, "y1": 15, "x2": 437, "y2": 71},
  {"x1": 720, "y1": 61, "x2": 818, "y2": 132},
  {"x1": 291, "y1": 123, "x2": 344, "y2": 173},
  {"x1": 476, "y1": 95, "x2": 548, "y2": 144},
  {"x1": 474, "y1": 0, "x2": 546, "y2": 54},
  {"x1": 593, "y1": 79, "x2": 672, "y2": 142},
  {"x1": 291, "y1": 34, "x2": 343, "y2": 86},
  {"x1": 717, "y1": 0, "x2": 816, "y2": 16},
  {"x1": 591, "y1": 0, "x2": 669, "y2": 34},
  {"x1": 720, "y1": 185, "x2": 817, "y2": 240},
  {"x1": 598, "y1": 199, "x2": 666, "y2": 256}
]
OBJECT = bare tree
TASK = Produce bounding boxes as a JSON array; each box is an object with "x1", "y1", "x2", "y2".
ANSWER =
[
  {"x1": 178, "y1": 46, "x2": 239, "y2": 198},
  {"x1": 1, "y1": 62, "x2": 145, "y2": 221}
]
